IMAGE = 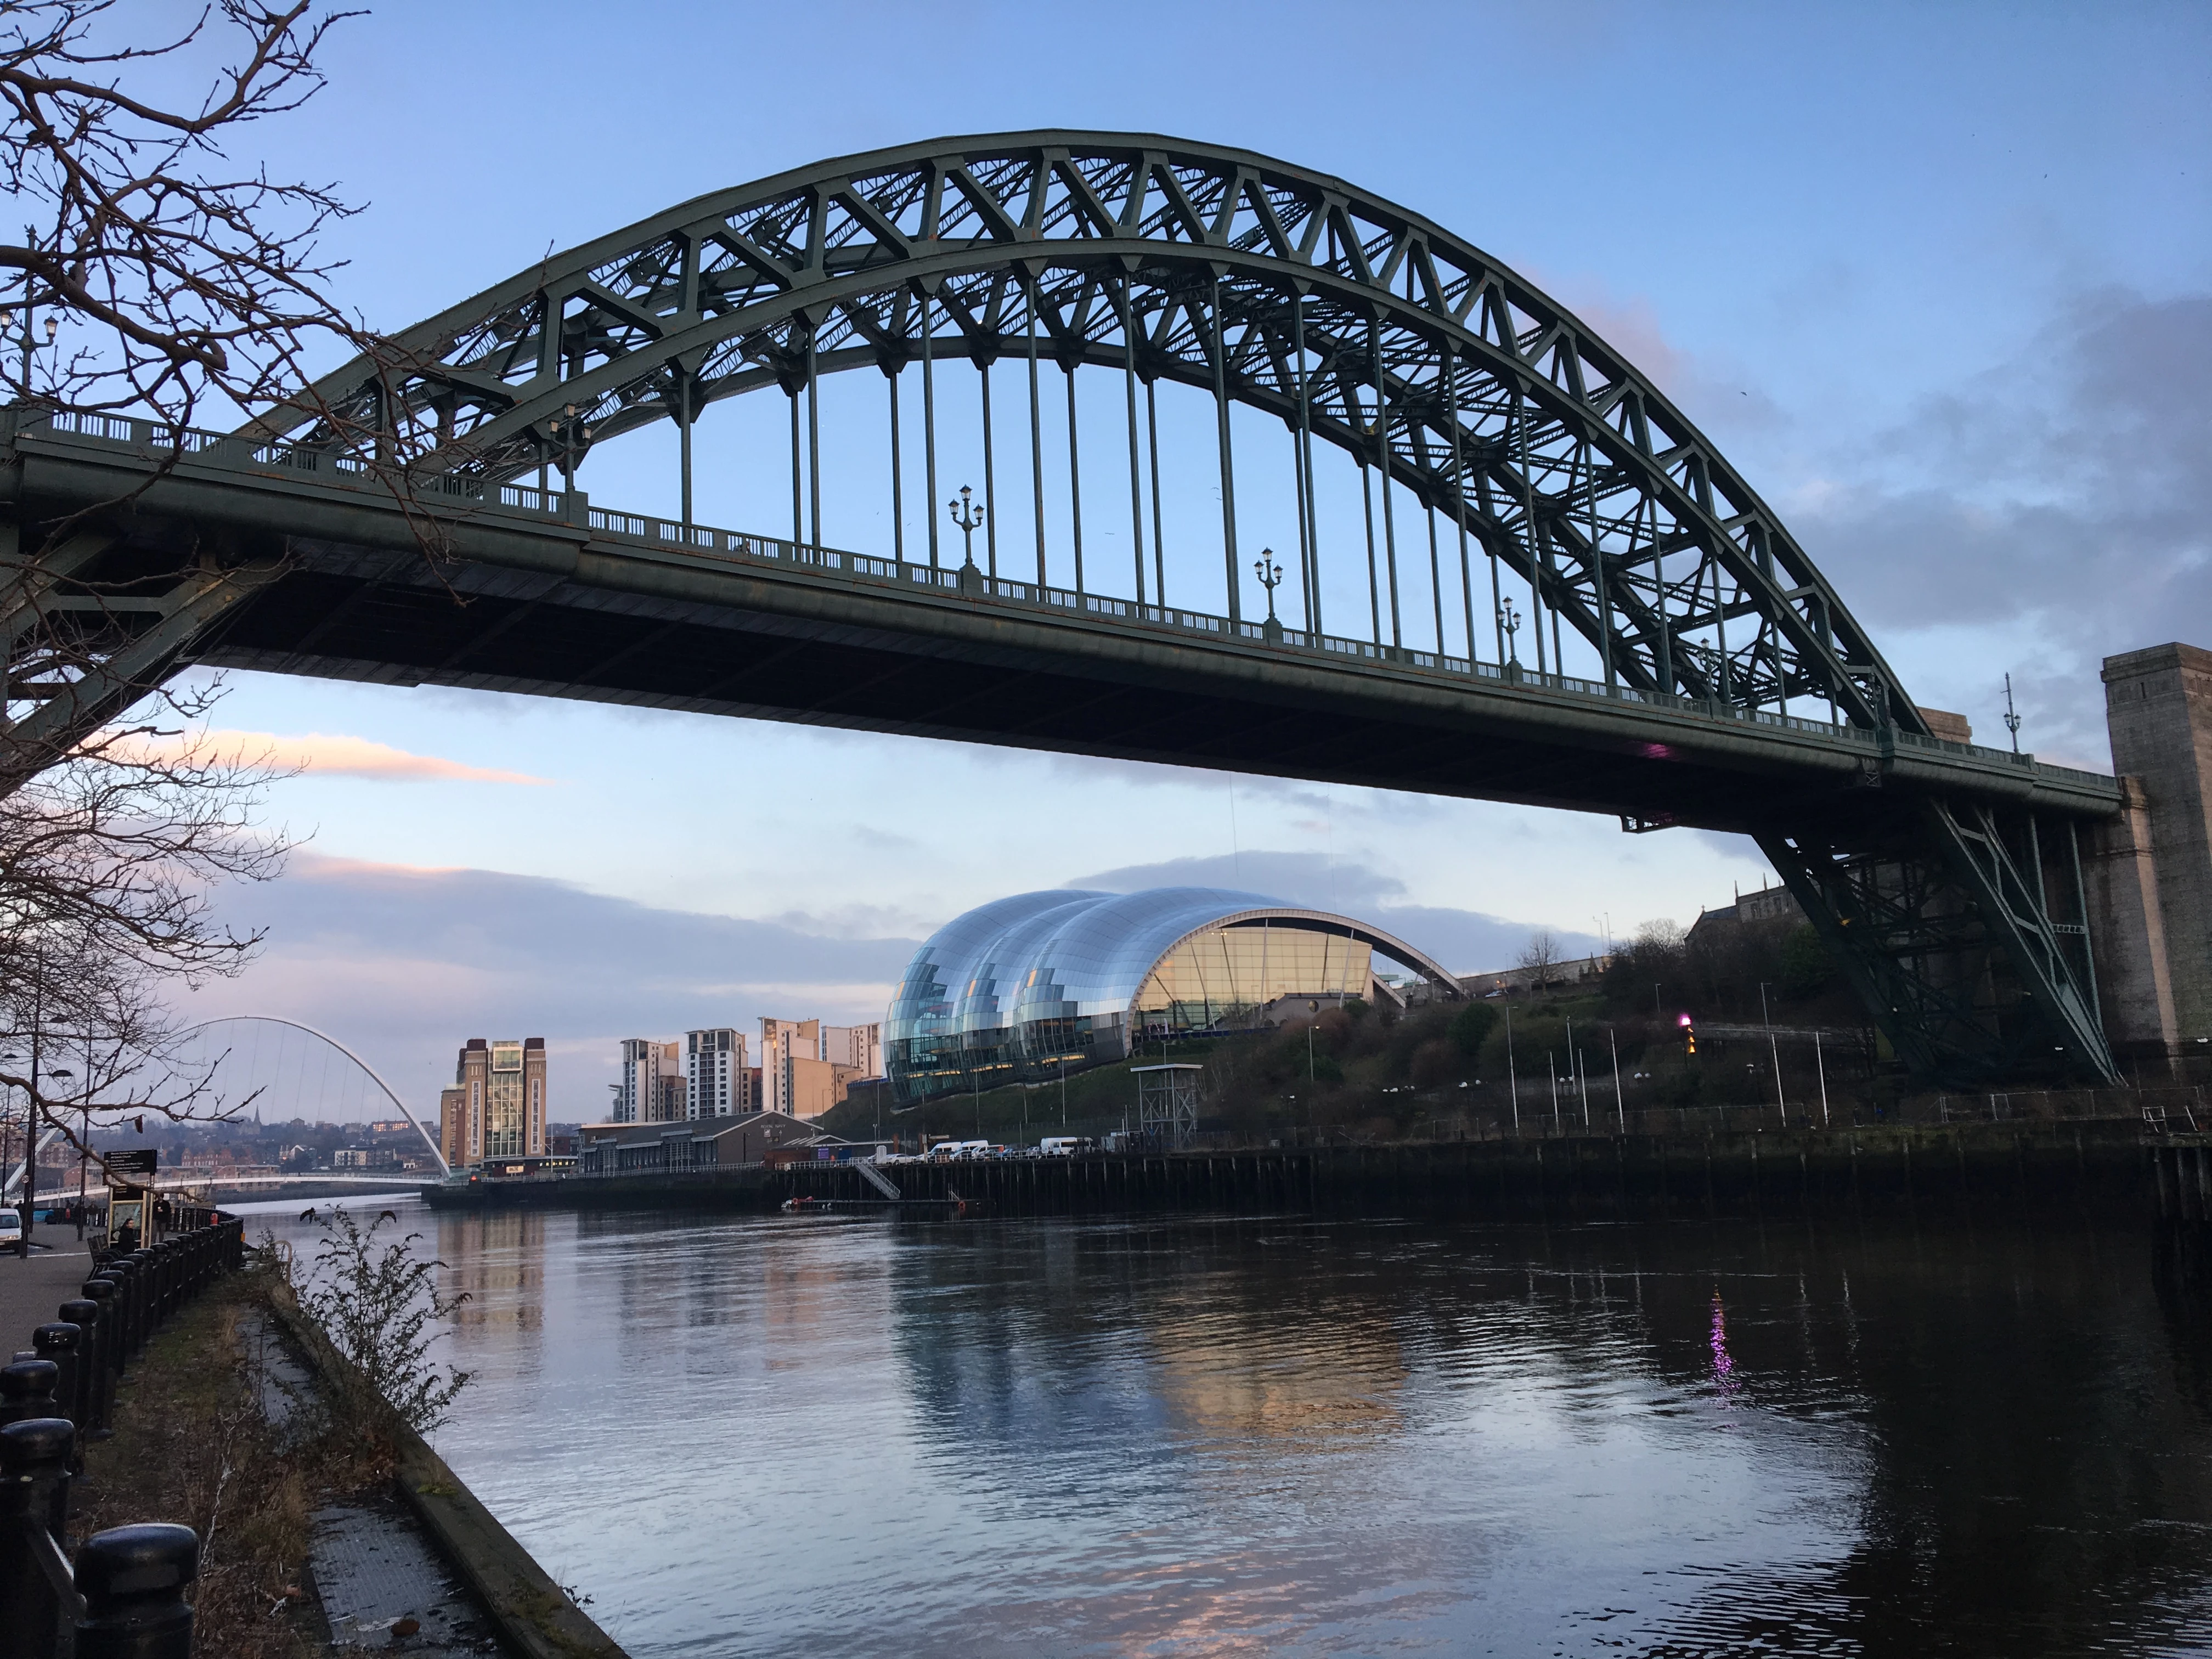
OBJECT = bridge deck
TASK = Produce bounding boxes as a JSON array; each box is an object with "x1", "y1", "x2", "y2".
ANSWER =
[{"x1": 3, "y1": 413, "x2": 2117, "y2": 836}]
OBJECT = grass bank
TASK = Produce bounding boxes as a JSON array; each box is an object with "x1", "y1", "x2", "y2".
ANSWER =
[{"x1": 72, "y1": 1259, "x2": 353, "y2": 1657}]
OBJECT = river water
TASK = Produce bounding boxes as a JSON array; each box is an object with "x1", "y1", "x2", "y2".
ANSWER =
[{"x1": 248, "y1": 1197, "x2": 2212, "y2": 1657}]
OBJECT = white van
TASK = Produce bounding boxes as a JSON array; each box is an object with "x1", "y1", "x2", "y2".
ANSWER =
[
  {"x1": 946, "y1": 1139, "x2": 995, "y2": 1161},
  {"x1": 1038, "y1": 1137, "x2": 1094, "y2": 1157},
  {"x1": 0, "y1": 1208, "x2": 19, "y2": 1247}
]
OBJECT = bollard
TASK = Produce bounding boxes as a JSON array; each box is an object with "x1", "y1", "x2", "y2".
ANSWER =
[
  {"x1": 29, "y1": 1326, "x2": 80, "y2": 1433},
  {"x1": 59, "y1": 1302, "x2": 99, "y2": 1429},
  {"x1": 121, "y1": 1254, "x2": 152, "y2": 1356},
  {"x1": 79, "y1": 1279, "x2": 119, "y2": 1435},
  {"x1": 101, "y1": 1262, "x2": 135, "y2": 1364},
  {"x1": 0, "y1": 1417, "x2": 77, "y2": 1653},
  {"x1": 0, "y1": 1361, "x2": 61, "y2": 1427},
  {"x1": 75, "y1": 1523, "x2": 199, "y2": 1659}
]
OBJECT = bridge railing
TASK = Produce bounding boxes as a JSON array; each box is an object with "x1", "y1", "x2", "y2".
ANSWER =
[{"x1": 15, "y1": 410, "x2": 2113, "y2": 794}]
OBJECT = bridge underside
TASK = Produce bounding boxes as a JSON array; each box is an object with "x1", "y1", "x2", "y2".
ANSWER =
[{"x1": 200, "y1": 537, "x2": 1912, "y2": 831}]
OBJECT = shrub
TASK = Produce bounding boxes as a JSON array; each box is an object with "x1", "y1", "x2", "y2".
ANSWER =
[
  {"x1": 1780, "y1": 923, "x2": 1836, "y2": 998},
  {"x1": 297, "y1": 1209, "x2": 469, "y2": 1438},
  {"x1": 1449, "y1": 1001, "x2": 1498, "y2": 1056}
]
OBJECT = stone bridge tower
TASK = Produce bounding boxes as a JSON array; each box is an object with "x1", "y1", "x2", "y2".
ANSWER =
[{"x1": 2090, "y1": 643, "x2": 2212, "y2": 1072}]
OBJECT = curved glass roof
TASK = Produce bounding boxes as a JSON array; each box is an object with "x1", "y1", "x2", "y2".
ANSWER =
[
  {"x1": 885, "y1": 889, "x2": 1109, "y2": 1049},
  {"x1": 890, "y1": 887, "x2": 1461, "y2": 1040}
]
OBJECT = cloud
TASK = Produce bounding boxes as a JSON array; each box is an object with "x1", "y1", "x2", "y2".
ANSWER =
[
  {"x1": 117, "y1": 729, "x2": 553, "y2": 785},
  {"x1": 1064, "y1": 850, "x2": 1604, "y2": 975},
  {"x1": 171, "y1": 855, "x2": 917, "y2": 1121},
  {"x1": 1792, "y1": 288, "x2": 2211, "y2": 759}
]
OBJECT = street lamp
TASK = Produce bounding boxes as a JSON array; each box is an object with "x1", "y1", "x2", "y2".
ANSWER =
[
  {"x1": 948, "y1": 484, "x2": 984, "y2": 571},
  {"x1": 1498, "y1": 597, "x2": 1522, "y2": 668},
  {"x1": 1254, "y1": 549, "x2": 1284, "y2": 639}
]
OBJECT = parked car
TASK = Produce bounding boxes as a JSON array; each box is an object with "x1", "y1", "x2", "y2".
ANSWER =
[{"x1": 0, "y1": 1207, "x2": 20, "y2": 1248}]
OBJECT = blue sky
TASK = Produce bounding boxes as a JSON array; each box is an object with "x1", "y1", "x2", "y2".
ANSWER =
[{"x1": 156, "y1": 0, "x2": 2210, "y2": 1120}]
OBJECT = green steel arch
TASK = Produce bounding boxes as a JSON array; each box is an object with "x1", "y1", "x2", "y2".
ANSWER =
[{"x1": 275, "y1": 131, "x2": 1912, "y2": 736}]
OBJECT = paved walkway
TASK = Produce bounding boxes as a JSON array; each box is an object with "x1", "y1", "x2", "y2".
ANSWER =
[{"x1": 0, "y1": 1234, "x2": 96, "y2": 1353}]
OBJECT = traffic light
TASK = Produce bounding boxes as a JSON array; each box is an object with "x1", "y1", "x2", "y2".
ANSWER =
[{"x1": 1678, "y1": 1013, "x2": 1697, "y2": 1056}]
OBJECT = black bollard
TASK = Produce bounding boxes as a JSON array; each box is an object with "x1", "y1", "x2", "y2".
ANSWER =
[
  {"x1": 0, "y1": 1417, "x2": 77, "y2": 1652},
  {"x1": 59, "y1": 1301, "x2": 99, "y2": 1429},
  {"x1": 0, "y1": 1361, "x2": 61, "y2": 1427},
  {"x1": 75, "y1": 1523, "x2": 199, "y2": 1659},
  {"x1": 100, "y1": 1262, "x2": 134, "y2": 1364},
  {"x1": 29, "y1": 1326, "x2": 80, "y2": 1432},
  {"x1": 79, "y1": 1278, "x2": 120, "y2": 1435}
]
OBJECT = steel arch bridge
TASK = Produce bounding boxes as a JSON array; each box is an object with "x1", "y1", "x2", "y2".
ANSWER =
[{"x1": 0, "y1": 131, "x2": 2125, "y2": 1087}]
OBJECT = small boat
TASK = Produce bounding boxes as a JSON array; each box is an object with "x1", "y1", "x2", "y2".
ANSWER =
[{"x1": 781, "y1": 1195, "x2": 835, "y2": 1215}]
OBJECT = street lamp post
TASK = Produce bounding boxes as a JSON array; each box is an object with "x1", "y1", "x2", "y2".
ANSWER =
[
  {"x1": 1759, "y1": 981, "x2": 1784, "y2": 1125},
  {"x1": 949, "y1": 485, "x2": 985, "y2": 569},
  {"x1": 1254, "y1": 549, "x2": 1284, "y2": 640},
  {"x1": 1498, "y1": 597, "x2": 1522, "y2": 670}
]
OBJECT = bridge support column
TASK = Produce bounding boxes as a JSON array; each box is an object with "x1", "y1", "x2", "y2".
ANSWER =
[{"x1": 2094, "y1": 642, "x2": 2212, "y2": 1074}]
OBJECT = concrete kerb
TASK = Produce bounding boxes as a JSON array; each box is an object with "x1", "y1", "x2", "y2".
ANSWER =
[{"x1": 264, "y1": 1278, "x2": 627, "y2": 1659}]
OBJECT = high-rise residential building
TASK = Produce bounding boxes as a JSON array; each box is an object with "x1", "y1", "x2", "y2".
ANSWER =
[
  {"x1": 616, "y1": 1038, "x2": 684, "y2": 1124},
  {"x1": 760, "y1": 1018, "x2": 820, "y2": 1118},
  {"x1": 438, "y1": 1037, "x2": 547, "y2": 1167},
  {"x1": 823, "y1": 1023, "x2": 883, "y2": 1079},
  {"x1": 685, "y1": 1029, "x2": 751, "y2": 1119},
  {"x1": 760, "y1": 1018, "x2": 878, "y2": 1119}
]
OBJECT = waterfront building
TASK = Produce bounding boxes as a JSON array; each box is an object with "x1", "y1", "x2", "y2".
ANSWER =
[
  {"x1": 686, "y1": 1028, "x2": 751, "y2": 1119},
  {"x1": 616, "y1": 1038, "x2": 684, "y2": 1124},
  {"x1": 885, "y1": 888, "x2": 1460, "y2": 1104},
  {"x1": 575, "y1": 1110, "x2": 825, "y2": 1174},
  {"x1": 438, "y1": 1037, "x2": 549, "y2": 1166}
]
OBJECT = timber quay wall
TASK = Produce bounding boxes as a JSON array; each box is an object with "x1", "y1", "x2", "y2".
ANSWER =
[{"x1": 430, "y1": 1120, "x2": 2163, "y2": 1221}]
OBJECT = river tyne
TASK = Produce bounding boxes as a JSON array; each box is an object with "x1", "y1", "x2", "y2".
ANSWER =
[{"x1": 254, "y1": 1198, "x2": 2212, "y2": 1657}]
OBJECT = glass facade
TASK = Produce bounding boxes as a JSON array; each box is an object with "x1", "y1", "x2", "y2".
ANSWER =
[
  {"x1": 1135, "y1": 926, "x2": 1372, "y2": 1036},
  {"x1": 486, "y1": 1040, "x2": 526, "y2": 1158},
  {"x1": 885, "y1": 888, "x2": 1452, "y2": 1104}
]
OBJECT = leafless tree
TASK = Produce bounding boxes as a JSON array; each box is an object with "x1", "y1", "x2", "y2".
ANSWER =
[
  {"x1": 0, "y1": 1, "x2": 360, "y2": 432},
  {"x1": 1517, "y1": 929, "x2": 1562, "y2": 985},
  {"x1": 0, "y1": 5, "x2": 366, "y2": 1211}
]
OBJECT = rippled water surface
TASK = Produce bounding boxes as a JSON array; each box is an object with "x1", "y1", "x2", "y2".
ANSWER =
[{"x1": 258, "y1": 1201, "x2": 2212, "y2": 1657}]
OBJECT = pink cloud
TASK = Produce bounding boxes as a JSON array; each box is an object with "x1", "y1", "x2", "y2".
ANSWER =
[{"x1": 117, "y1": 730, "x2": 551, "y2": 786}]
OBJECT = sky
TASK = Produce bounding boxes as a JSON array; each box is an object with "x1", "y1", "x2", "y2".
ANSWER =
[{"x1": 138, "y1": 0, "x2": 2210, "y2": 1123}]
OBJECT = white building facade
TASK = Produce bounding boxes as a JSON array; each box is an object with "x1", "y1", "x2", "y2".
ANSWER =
[{"x1": 685, "y1": 1028, "x2": 751, "y2": 1119}]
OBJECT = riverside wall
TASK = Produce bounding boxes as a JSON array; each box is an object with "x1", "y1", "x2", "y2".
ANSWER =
[{"x1": 428, "y1": 1120, "x2": 2161, "y2": 1222}]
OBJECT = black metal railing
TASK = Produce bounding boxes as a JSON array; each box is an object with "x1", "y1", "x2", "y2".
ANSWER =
[{"x1": 0, "y1": 1215, "x2": 244, "y2": 1657}]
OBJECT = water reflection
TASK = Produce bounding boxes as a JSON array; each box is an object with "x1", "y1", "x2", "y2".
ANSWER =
[{"x1": 243, "y1": 1200, "x2": 2212, "y2": 1657}]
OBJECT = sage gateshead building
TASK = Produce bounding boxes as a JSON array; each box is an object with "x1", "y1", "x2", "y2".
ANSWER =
[{"x1": 886, "y1": 887, "x2": 1463, "y2": 1104}]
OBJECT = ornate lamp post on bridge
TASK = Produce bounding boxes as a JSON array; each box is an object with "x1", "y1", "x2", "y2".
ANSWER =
[
  {"x1": 1498, "y1": 597, "x2": 1522, "y2": 674},
  {"x1": 1254, "y1": 549, "x2": 1284, "y2": 643},
  {"x1": 949, "y1": 485, "x2": 986, "y2": 594}
]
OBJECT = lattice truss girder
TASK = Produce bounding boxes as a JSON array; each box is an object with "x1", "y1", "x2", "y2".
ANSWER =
[
  {"x1": 281, "y1": 134, "x2": 1914, "y2": 731},
  {"x1": 1757, "y1": 801, "x2": 2116, "y2": 1085}
]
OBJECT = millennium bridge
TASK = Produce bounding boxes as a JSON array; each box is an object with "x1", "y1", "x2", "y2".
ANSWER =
[{"x1": 0, "y1": 132, "x2": 2123, "y2": 1086}]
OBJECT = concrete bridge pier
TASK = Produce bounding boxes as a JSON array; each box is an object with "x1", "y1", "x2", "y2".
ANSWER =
[{"x1": 2089, "y1": 643, "x2": 2212, "y2": 1075}]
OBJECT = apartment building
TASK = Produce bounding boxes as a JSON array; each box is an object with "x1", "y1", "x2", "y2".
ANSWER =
[
  {"x1": 685, "y1": 1028, "x2": 752, "y2": 1119},
  {"x1": 760, "y1": 1017, "x2": 884, "y2": 1120},
  {"x1": 616, "y1": 1037, "x2": 685, "y2": 1124}
]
